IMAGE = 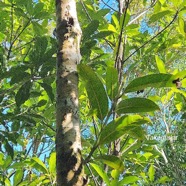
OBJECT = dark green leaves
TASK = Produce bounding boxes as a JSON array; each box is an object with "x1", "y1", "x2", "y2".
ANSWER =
[
  {"x1": 15, "y1": 81, "x2": 32, "y2": 107},
  {"x1": 116, "y1": 98, "x2": 160, "y2": 114},
  {"x1": 83, "y1": 20, "x2": 99, "y2": 41},
  {"x1": 125, "y1": 74, "x2": 173, "y2": 93},
  {"x1": 99, "y1": 115, "x2": 150, "y2": 144},
  {"x1": 39, "y1": 83, "x2": 54, "y2": 102},
  {"x1": 78, "y1": 64, "x2": 108, "y2": 120}
]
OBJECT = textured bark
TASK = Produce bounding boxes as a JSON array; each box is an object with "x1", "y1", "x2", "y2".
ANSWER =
[{"x1": 55, "y1": 0, "x2": 86, "y2": 185}]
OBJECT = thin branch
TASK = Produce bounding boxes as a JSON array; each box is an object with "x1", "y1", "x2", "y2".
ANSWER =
[
  {"x1": 7, "y1": 20, "x2": 31, "y2": 60},
  {"x1": 86, "y1": 163, "x2": 99, "y2": 186},
  {"x1": 115, "y1": 0, "x2": 130, "y2": 67},
  {"x1": 123, "y1": 10, "x2": 179, "y2": 63},
  {"x1": 80, "y1": 0, "x2": 92, "y2": 21},
  {"x1": 100, "y1": 0, "x2": 118, "y2": 13}
]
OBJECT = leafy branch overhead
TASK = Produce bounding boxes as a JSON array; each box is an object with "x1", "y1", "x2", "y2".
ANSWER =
[{"x1": 0, "y1": 0, "x2": 186, "y2": 185}]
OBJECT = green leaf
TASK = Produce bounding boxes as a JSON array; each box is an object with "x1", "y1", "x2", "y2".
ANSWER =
[
  {"x1": 106, "y1": 67, "x2": 119, "y2": 100},
  {"x1": 78, "y1": 64, "x2": 108, "y2": 120},
  {"x1": 99, "y1": 115, "x2": 150, "y2": 144},
  {"x1": 149, "y1": 10, "x2": 173, "y2": 23},
  {"x1": 10, "y1": 72, "x2": 30, "y2": 85},
  {"x1": 83, "y1": 20, "x2": 99, "y2": 41},
  {"x1": 15, "y1": 81, "x2": 32, "y2": 107},
  {"x1": 96, "y1": 155, "x2": 124, "y2": 172},
  {"x1": 32, "y1": 21, "x2": 47, "y2": 35},
  {"x1": 116, "y1": 98, "x2": 160, "y2": 114},
  {"x1": 31, "y1": 157, "x2": 48, "y2": 173},
  {"x1": 148, "y1": 164, "x2": 155, "y2": 181},
  {"x1": 49, "y1": 152, "x2": 56, "y2": 174},
  {"x1": 4, "y1": 140, "x2": 14, "y2": 159},
  {"x1": 93, "y1": 31, "x2": 113, "y2": 39},
  {"x1": 90, "y1": 163, "x2": 110, "y2": 186},
  {"x1": 155, "y1": 55, "x2": 166, "y2": 73},
  {"x1": 124, "y1": 74, "x2": 173, "y2": 93},
  {"x1": 178, "y1": 18, "x2": 186, "y2": 36},
  {"x1": 39, "y1": 82, "x2": 54, "y2": 102},
  {"x1": 157, "y1": 176, "x2": 172, "y2": 184},
  {"x1": 13, "y1": 170, "x2": 23, "y2": 186},
  {"x1": 118, "y1": 176, "x2": 139, "y2": 185}
]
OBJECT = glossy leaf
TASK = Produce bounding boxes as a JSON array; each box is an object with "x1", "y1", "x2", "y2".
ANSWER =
[
  {"x1": 90, "y1": 163, "x2": 110, "y2": 186},
  {"x1": 78, "y1": 64, "x2": 108, "y2": 120},
  {"x1": 155, "y1": 55, "x2": 166, "y2": 73},
  {"x1": 49, "y1": 152, "x2": 56, "y2": 174},
  {"x1": 13, "y1": 170, "x2": 23, "y2": 186},
  {"x1": 124, "y1": 74, "x2": 173, "y2": 93},
  {"x1": 31, "y1": 157, "x2": 48, "y2": 173},
  {"x1": 106, "y1": 66, "x2": 119, "y2": 100},
  {"x1": 96, "y1": 155, "x2": 124, "y2": 171},
  {"x1": 116, "y1": 98, "x2": 160, "y2": 114},
  {"x1": 15, "y1": 81, "x2": 32, "y2": 107},
  {"x1": 99, "y1": 115, "x2": 151, "y2": 144}
]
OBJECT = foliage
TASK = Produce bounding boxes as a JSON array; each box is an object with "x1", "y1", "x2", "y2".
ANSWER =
[{"x1": 0, "y1": 0, "x2": 186, "y2": 185}]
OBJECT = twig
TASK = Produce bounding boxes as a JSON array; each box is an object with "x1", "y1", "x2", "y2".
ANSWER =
[{"x1": 123, "y1": 10, "x2": 179, "y2": 63}]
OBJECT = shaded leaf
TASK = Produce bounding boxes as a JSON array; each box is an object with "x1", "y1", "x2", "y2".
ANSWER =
[
  {"x1": 90, "y1": 163, "x2": 110, "y2": 186},
  {"x1": 96, "y1": 155, "x2": 124, "y2": 171},
  {"x1": 78, "y1": 64, "x2": 108, "y2": 120},
  {"x1": 116, "y1": 98, "x2": 160, "y2": 114},
  {"x1": 4, "y1": 140, "x2": 14, "y2": 159},
  {"x1": 39, "y1": 82, "x2": 54, "y2": 102},
  {"x1": 15, "y1": 81, "x2": 32, "y2": 107},
  {"x1": 106, "y1": 66, "x2": 119, "y2": 100},
  {"x1": 99, "y1": 115, "x2": 151, "y2": 144},
  {"x1": 83, "y1": 20, "x2": 99, "y2": 41},
  {"x1": 124, "y1": 74, "x2": 173, "y2": 93}
]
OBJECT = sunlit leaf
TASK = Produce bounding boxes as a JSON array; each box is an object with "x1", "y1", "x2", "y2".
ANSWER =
[
  {"x1": 13, "y1": 170, "x2": 23, "y2": 186},
  {"x1": 96, "y1": 155, "x2": 124, "y2": 171},
  {"x1": 90, "y1": 163, "x2": 110, "y2": 186},
  {"x1": 118, "y1": 176, "x2": 139, "y2": 185},
  {"x1": 148, "y1": 164, "x2": 155, "y2": 181},
  {"x1": 155, "y1": 55, "x2": 166, "y2": 73},
  {"x1": 31, "y1": 157, "x2": 48, "y2": 173},
  {"x1": 49, "y1": 152, "x2": 56, "y2": 174}
]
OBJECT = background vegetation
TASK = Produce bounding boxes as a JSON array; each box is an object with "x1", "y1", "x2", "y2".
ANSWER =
[{"x1": 0, "y1": 0, "x2": 186, "y2": 185}]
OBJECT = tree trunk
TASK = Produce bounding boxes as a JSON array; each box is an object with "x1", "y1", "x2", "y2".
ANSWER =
[{"x1": 55, "y1": 0, "x2": 86, "y2": 185}]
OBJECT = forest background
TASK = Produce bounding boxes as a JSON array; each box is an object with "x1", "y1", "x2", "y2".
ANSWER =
[{"x1": 0, "y1": 0, "x2": 186, "y2": 185}]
